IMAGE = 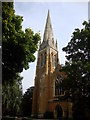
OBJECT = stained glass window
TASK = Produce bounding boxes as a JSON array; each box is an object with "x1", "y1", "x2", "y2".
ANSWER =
[{"x1": 55, "y1": 75, "x2": 63, "y2": 95}]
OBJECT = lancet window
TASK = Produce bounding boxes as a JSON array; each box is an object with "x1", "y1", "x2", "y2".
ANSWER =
[
  {"x1": 41, "y1": 54, "x2": 43, "y2": 66},
  {"x1": 51, "y1": 52, "x2": 53, "y2": 67},
  {"x1": 55, "y1": 75, "x2": 63, "y2": 96},
  {"x1": 55, "y1": 55, "x2": 57, "y2": 67},
  {"x1": 51, "y1": 53, "x2": 56, "y2": 68},
  {"x1": 53, "y1": 55, "x2": 56, "y2": 68},
  {"x1": 44, "y1": 52, "x2": 47, "y2": 65}
]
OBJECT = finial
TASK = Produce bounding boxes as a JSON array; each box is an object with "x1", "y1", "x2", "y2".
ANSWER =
[
  {"x1": 48, "y1": 9, "x2": 50, "y2": 15},
  {"x1": 56, "y1": 39, "x2": 57, "y2": 48},
  {"x1": 40, "y1": 40, "x2": 41, "y2": 45},
  {"x1": 39, "y1": 39, "x2": 41, "y2": 49}
]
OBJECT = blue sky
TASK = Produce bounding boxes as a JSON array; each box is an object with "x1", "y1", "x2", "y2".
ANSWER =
[{"x1": 14, "y1": 2, "x2": 88, "y2": 94}]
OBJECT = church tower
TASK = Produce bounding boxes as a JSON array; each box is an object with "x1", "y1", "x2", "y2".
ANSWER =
[
  {"x1": 32, "y1": 10, "x2": 59, "y2": 117},
  {"x1": 32, "y1": 10, "x2": 72, "y2": 119}
]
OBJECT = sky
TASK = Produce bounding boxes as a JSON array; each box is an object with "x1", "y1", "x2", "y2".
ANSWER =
[{"x1": 14, "y1": 2, "x2": 88, "y2": 94}]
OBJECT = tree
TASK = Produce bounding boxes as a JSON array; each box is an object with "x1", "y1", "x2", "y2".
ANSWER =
[
  {"x1": 2, "y1": 2, "x2": 40, "y2": 84},
  {"x1": 2, "y1": 2, "x2": 40, "y2": 117},
  {"x1": 21, "y1": 87, "x2": 34, "y2": 117},
  {"x1": 61, "y1": 21, "x2": 90, "y2": 120},
  {"x1": 2, "y1": 74, "x2": 23, "y2": 116}
]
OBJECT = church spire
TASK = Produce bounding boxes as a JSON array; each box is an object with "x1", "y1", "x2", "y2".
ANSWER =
[
  {"x1": 40, "y1": 10, "x2": 57, "y2": 50},
  {"x1": 43, "y1": 10, "x2": 54, "y2": 44}
]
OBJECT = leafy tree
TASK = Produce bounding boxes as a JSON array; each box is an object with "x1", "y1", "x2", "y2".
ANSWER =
[
  {"x1": 2, "y1": 2, "x2": 40, "y2": 117},
  {"x1": 61, "y1": 21, "x2": 90, "y2": 120},
  {"x1": 21, "y1": 87, "x2": 34, "y2": 117},
  {"x1": 2, "y1": 2, "x2": 40, "y2": 84},
  {"x1": 2, "y1": 74, "x2": 23, "y2": 116}
]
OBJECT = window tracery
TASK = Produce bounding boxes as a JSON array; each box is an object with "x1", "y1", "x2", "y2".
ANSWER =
[{"x1": 55, "y1": 75, "x2": 63, "y2": 96}]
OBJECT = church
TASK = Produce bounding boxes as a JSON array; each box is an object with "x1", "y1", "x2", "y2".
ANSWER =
[{"x1": 32, "y1": 10, "x2": 72, "y2": 119}]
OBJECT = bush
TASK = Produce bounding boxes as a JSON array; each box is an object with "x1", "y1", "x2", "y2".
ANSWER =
[{"x1": 44, "y1": 111, "x2": 54, "y2": 119}]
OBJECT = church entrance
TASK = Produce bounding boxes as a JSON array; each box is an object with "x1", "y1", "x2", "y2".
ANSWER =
[{"x1": 56, "y1": 105, "x2": 63, "y2": 118}]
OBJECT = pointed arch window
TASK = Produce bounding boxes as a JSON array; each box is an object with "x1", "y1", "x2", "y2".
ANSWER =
[
  {"x1": 54, "y1": 55, "x2": 57, "y2": 67},
  {"x1": 41, "y1": 54, "x2": 43, "y2": 66},
  {"x1": 44, "y1": 52, "x2": 47, "y2": 65},
  {"x1": 55, "y1": 75, "x2": 63, "y2": 96},
  {"x1": 51, "y1": 53, "x2": 56, "y2": 68},
  {"x1": 53, "y1": 55, "x2": 56, "y2": 68},
  {"x1": 51, "y1": 52, "x2": 53, "y2": 66},
  {"x1": 52, "y1": 38, "x2": 54, "y2": 45}
]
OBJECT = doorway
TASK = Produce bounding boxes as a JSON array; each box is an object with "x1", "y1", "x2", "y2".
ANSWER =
[{"x1": 56, "y1": 105, "x2": 63, "y2": 118}]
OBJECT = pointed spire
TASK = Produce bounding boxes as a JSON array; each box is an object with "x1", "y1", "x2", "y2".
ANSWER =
[
  {"x1": 43, "y1": 10, "x2": 54, "y2": 44},
  {"x1": 46, "y1": 9, "x2": 51, "y2": 27}
]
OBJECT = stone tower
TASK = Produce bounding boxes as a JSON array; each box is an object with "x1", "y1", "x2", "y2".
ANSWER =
[{"x1": 32, "y1": 10, "x2": 72, "y2": 119}]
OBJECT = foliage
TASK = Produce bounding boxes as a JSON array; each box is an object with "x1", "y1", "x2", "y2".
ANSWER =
[
  {"x1": 44, "y1": 111, "x2": 54, "y2": 119},
  {"x1": 60, "y1": 21, "x2": 90, "y2": 120},
  {"x1": 2, "y1": 2, "x2": 40, "y2": 117},
  {"x1": 21, "y1": 87, "x2": 34, "y2": 117},
  {"x1": 2, "y1": 74, "x2": 23, "y2": 116},
  {"x1": 2, "y1": 2, "x2": 40, "y2": 83}
]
